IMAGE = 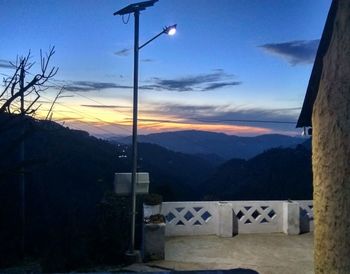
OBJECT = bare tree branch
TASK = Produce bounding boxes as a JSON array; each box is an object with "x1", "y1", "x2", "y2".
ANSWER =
[
  {"x1": 0, "y1": 47, "x2": 59, "y2": 115},
  {"x1": 46, "y1": 86, "x2": 64, "y2": 120}
]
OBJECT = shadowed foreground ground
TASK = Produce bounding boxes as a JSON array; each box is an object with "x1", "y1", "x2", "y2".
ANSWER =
[
  {"x1": 149, "y1": 233, "x2": 313, "y2": 274},
  {"x1": 1, "y1": 233, "x2": 313, "y2": 273}
]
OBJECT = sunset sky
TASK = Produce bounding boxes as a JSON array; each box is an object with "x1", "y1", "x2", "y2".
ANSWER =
[{"x1": 1, "y1": 0, "x2": 331, "y2": 137}]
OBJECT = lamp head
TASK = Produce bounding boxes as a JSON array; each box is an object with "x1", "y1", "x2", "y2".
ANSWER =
[{"x1": 164, "y1": 24, "x2": 177, "y2": 36}]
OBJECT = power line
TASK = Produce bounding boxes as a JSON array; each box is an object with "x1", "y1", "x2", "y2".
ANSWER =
[
  {"x1": 45, "y1": 79, "x2": 133, "y2": 132},
  {"x1": 2, "y1": 68, "x2": 126, "y2": 134},
  {"x1": 19, "y1": 70, "x2": 132, "y2": 119},
  {"x1": 23, "y1": 72, "x2": 299, "y2": 126},
  {"x1": 40, "y1": 95, "x2": 132, "y2": 134},
  {"x1": 33, "y1": 105, "x2": 124, "y2": 137},
  {"x1": 37, "y1": 112, "x2": 121, "y2": 137},
  {"x1": 131, "y1": 117, "x2": 297, "y2": 126},
  {"x1": 192, "y1": 118, "x2": 297, "y2": 125},
  {"x1": 1, "y1": 72, "x2": 132, "y2": 134},
  {"x1": 57, "y1": 117, "x2": 120, "y2": 136},
  {"x1": 48, "y1": 78, "x2": 130, "y2": 116},
  {"x1": 2, "y1": 71, "x2": 299, "y2": 129},
  {"x1": 48, "y1": 80, "x2": 131, "y2": 114}
]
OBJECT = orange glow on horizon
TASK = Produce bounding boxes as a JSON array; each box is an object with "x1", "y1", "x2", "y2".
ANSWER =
[
  {"x1": 55, "y1": 119, "x2": 272, "y2": 136},
  {"x1": 34, "y1": 102, "x2": 275, "y2": 136},
  {"x1": 138, "y1": 120, "x2": 271, "y2": 136}
]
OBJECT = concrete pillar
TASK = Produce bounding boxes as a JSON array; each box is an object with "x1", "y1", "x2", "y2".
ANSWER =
[
  {"x1": 217, "y1": 202, "x2": 233, "y2": 237},
  {"x1": 283, "y1": 201, "x2": 300, "y2": 235},
  {"x1": 142, "y1": 223, "x2": 166, "y2": 262}
]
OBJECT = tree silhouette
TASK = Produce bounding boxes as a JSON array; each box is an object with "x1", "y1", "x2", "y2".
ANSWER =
[
  {"x1": 0, "y1": 47, "x2": 58, "y2": 261},
  {"x1": 0, "y1": 46, "x2": 58, "y2": 115}
]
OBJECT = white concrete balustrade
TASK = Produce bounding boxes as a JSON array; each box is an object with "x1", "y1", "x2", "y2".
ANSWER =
[{"x1": 160, "y1": 200, "x2": 313, "y2": 237}]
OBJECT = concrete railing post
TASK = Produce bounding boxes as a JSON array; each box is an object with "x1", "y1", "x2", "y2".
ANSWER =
[
  {"x1": 283, "y1": 201, "x2": 300, "y2": 235},
  {"x1": 217, "y1": 202, "x2": 233, "y2": 237}
]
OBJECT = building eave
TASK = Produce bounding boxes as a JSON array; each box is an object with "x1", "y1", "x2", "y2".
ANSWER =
[{"x1": 296, "y1": 0, "x2": 338, "y2": 128}]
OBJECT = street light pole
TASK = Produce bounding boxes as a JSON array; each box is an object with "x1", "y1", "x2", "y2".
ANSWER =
[
  {"x1": 129, "y1": 10, "x2": 139, "y2": 256},
  {"x1": 114, "y1": 0, "x2": 176, "y2": 257}
]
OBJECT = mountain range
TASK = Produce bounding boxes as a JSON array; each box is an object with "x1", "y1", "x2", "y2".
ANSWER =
[{"x1": 112, "y1": 130, "x2": 307, "y2": 162}]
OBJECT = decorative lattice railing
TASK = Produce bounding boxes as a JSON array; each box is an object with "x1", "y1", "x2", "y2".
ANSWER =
[
  {"x1": 231, "y1": 201, "x2": 283, "y2": 234},
  {"x1": 161, "y1": 202, "x2": 219, "y2": 236},
  {"x1": 160, "y1": 200, "x2": 313, "y2": 237}
]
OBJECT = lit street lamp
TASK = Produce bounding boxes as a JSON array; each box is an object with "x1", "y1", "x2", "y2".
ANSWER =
[
  {"x1": 139, "y1": 24, "x2": 177, "y2": 50},
  {"x1": 114, "y1": 0, "x2": 176, "y2": 258}
]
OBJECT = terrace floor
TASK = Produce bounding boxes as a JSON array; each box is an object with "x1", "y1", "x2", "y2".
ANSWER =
[{"x1": 148, "y1": 233, "x2": 314, "y2": 274}]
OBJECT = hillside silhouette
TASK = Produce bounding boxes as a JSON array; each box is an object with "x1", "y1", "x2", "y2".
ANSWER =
[
  {"x1": 0, "y1": 114, "x2": 312, "y2": 271},
  {"x1": 115, "y1": 130, "x2": 305, "y2": 161},
  {"x1": 202, "y1": 142, "x2": 312, "y2": 201},
  {"x1": 0, "y1": 114, "x2": 213, "y2": 270}
]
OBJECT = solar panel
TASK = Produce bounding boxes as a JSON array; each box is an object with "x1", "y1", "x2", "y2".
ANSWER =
[{"x1": 113, "y1": 0, "x2": 158, "y2": 16}]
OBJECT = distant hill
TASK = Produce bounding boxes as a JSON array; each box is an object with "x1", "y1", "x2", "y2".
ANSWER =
[
  {"x1": 0, "y1": 114, "x2": 131, "y2": 270},
  {"x1": 113, "y1": 130, "x2": 307, "y2": 161},
  {"x1": 0, "y1": 114, "x2": 312, "y2": 271},
  {"x1": 0, "y1": 114, "x2": 213, "y2": 270},
  {"x1": 201, "y1": 144, "x2": 312, "y2": 201},
  {"x1": 137, "y1": 143, "x2": 215, "y2": 201}
]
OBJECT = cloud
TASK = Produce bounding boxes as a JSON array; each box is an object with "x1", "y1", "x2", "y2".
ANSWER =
[
  {"x1": 140, "y1": 70, "x2": 241, "y2": 92},
  {"x1": 141, "y1": 58, "x2": 154, "y2": 63},
  {"x1": 58, "y1": 70, "x2": 240, "y2": 93},
  {"x1": 81, "y1": 104, "x2": 131, "y2": 109},
  {"x1": 140, "y1": 103, "x2": 300, "y2": 132},
  {"x1": 259, "y1": 39, "x2": 319, "y2": 65},
  {"x1": 212, "y1": 68, "x2": 224, "y2": 72},
  {"x1": 114, "y1": 48, "x2": 131, "y2": 57},
  {"x1": 63, "y1": 81, "x2": 133, "y2": 92},
  {"x1": 144, "y1": 104, "x2": 222, "y2": 117},
  {"x1": 0, "y1": 59, "x2": 14, "y2": 69},
  {"x1": 202, "y1": 81, "x2": 242, "y2": 91},
  {"x1": 190, "y1": 108, "x2": 299, "y2": 125}
]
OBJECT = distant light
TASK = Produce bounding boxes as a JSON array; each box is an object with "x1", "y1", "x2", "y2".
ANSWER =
[{"x1": 165, "y1": 24, "x2": 177, "y2": 36}]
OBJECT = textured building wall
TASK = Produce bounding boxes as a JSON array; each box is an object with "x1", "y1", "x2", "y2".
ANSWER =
[{"x1": 312, "y1": 1, "x2": 350, "y2": 273}]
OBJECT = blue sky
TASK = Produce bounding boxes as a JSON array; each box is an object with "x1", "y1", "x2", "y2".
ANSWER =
[{"x1": 0, "y1": 0, "x2": 331, "y2": 136}]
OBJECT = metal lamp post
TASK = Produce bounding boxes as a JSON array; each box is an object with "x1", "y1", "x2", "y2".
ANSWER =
[{"x1": 114, "y1": 0, "x2": 176, "y2": 257}]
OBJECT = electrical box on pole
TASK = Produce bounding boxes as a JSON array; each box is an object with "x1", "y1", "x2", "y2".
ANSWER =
[{"x1": 114, "y1": 172, "x2": 150, "y2": 195}]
